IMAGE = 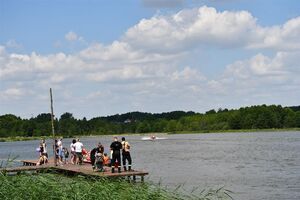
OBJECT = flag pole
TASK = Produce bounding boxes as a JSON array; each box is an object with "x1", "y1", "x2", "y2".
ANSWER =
[{"x1": 50, "y1": 88, "x2": 57, "y2": 166}]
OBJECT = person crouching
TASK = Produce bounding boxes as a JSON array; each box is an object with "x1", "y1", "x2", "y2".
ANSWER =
[
  {"x1": 94, "y1": 152, "x2": 104, "y2": 172},
  {"x1": 90, "y1": 142, "x2": 104, "y2": 170}
]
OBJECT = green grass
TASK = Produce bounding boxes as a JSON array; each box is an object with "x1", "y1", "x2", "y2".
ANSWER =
[{"x1": 0, "y1": 172, "x2": 233, "y2": 200}]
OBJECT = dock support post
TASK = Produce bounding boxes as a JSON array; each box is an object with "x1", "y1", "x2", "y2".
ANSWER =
[
  {"x1": 133, "y1": 175, "x2": 136, "y2": 182},
  {"x1": 141, "y1": 175, "x2": 144, "y2": 182}
]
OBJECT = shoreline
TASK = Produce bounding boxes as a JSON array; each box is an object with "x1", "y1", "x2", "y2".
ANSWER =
[
  {"x1": 0, "y1": 128, "x2": 299, "y2": 142},
  {"x1": 170, "y1": 128, "x2": 300, "y2": 134}
]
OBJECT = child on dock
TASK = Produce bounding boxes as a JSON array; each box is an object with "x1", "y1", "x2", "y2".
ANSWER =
[{"x1": 63, "y1": 147, "x2": 69, "y2": 164}]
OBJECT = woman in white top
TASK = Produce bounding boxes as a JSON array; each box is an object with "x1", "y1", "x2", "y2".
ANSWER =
[{"x1": 70, "y1": 139, "x2": 76, "y2": 164}]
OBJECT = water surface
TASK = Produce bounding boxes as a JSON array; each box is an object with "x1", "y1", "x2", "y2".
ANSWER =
[{"x1": 1, "y1": 131, "x2": 299, "y2": 200}]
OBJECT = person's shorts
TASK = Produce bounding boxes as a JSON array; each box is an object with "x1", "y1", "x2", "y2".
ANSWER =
[
  {"x1": 58, "y1": 149, "x2": 63, "y2": 158},
  {"x1": 76, "y1": 152, "x2": 83, "y2": 159}
]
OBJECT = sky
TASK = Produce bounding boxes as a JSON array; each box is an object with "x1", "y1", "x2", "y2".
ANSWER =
[{"x1": 0, "y1": 0, "x2": 300, "y2": 119}]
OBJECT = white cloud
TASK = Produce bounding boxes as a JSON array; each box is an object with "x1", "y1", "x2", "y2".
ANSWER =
[
  {"x1": 124, "y1": 6, "x2": 258, "y2": 52},
  {"x1": 170, "y1": 66, "x2": 206, "y2": 82},
  {"x1": 216, "y1": 51, "x2": 300, "y2": 100},
  {"x1": 65, "y1": 31, "x2": 85, "y2": 43},
  {"x1": 86, "y1": 66, "x2": 145, "y2": 82},
  {"x1": 65, "y1": 31, "x2": 78, "y2": 41},
  {"x1": 248, "y1": 17, "x2": 300, "y2": 50},
  {"x1": 0, "y1": 87, "x2": 24, "y2": 100},
  {"x1": 1, "y1": 6, "x2": 299, "y2": 118},
  {"x1": 79, "y1": 41, "x2": 141, "y2": 61},
  {"x1": 6, "y1": 39, "x2": 22, "y2": 49},
  {"x1": 124, "y1": 6, "x2": 300, "y2": 52},
  {"x1": 224, "y1": 51, "x2": 300, "y2": 79}
]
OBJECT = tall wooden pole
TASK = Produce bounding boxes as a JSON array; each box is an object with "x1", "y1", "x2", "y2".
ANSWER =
[{"x1": 50, "y1": 88, "x2": 57, "y2": 166}]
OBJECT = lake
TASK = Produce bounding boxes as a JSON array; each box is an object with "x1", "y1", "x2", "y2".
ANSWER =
[{"x1": 1, "y1": 131, "x2": 299, "y2": 200}]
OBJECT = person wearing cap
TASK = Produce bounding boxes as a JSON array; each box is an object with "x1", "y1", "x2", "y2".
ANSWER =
[
  {"x1": 121, "y1": 137, "x2": 132, "y2": 171},
  {"x1": 110, "y1": 136, "x2": 122, "y2": 173}
]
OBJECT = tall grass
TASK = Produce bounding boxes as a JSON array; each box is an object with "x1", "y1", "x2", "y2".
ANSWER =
[{"x1": 0, "y1": 173, "x2": 233, "y2": 200}]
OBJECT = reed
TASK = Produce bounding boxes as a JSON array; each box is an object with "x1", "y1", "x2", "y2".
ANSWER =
[{"x1": 0, "y1": 173, "x2": 233, "y2": 200}]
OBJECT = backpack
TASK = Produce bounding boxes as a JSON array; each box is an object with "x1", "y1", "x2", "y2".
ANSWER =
[{"x1": 95, "y1": 153, "x2": 103, "y2": 163}]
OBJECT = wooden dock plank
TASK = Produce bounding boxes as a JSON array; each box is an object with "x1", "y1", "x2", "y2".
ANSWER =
[
  {"x1": 1, "y1": 160, "x2": 148, "y2": 181},
  {"x1": 1, "y1": 165, "x2": 51, "y2": 173}
]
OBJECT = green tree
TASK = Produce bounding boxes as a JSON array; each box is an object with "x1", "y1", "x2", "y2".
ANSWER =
[{"x1": 58, "y1": 112, "x2": 78, "y2": 136}]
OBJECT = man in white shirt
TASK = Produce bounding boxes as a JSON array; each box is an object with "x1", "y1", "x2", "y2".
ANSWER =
[{"x1": 74, "y1": 138, "x2": 83, "y2": 164}]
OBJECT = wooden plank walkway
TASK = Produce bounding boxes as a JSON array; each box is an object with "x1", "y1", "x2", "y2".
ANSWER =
[
  {"x1": 1, "y1": 160, "x2": 148, "y2": 182},
  {"x1": 1, "y1": 165, "x2": 51, "y2": 172}
]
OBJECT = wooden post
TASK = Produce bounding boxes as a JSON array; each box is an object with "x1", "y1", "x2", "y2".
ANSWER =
[
  {"x1": 133, "y1": 175, "x2": 136, "y2": 182},
  {"x1": 50, "y1": 88, "x2": 57, "y2": 166}
]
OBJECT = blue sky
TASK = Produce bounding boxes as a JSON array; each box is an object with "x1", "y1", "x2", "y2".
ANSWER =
[{"x1": 0, "y1": 0, "x2": 300, "y2": 119}]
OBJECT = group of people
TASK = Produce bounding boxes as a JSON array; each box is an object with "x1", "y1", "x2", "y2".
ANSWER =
[
  {"x1": 110, "y1": 136, "x2": 132, "y2": 173},
  {"x1": 54, "y1": 138, "x2": 69, "y2": 165},
  {"x1": 36, "y1": 136, "x2": 132, "y2": 174},
  {"x1": 90, "y1": 136, "x2": 132, "y2": 173}
]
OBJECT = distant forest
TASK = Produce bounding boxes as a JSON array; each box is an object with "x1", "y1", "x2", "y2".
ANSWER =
[{"x1": 0, "y1": 104, "x2": 300, "y2": 137}]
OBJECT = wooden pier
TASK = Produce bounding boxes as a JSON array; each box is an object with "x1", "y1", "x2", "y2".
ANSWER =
[{"x1": 1, "y1": 160, "x2": 148, "y2": 182}]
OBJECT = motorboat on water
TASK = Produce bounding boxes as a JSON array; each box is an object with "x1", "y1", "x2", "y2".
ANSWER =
[{"x1": 141, "y1": 135, "x2": 167, "y2": 141}]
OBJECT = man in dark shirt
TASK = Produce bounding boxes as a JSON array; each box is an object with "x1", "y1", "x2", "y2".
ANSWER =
[{"x1": 110, "y1": 137, "x2": 122, "y2": 173}]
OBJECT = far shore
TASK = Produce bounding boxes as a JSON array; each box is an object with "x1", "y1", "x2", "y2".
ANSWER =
[
  {"x1": 171, "y1": 128, "x2": 300, "y2": 134},
  {"x1": 1, "y1": 128, "x2": 299, "y2": 142}
]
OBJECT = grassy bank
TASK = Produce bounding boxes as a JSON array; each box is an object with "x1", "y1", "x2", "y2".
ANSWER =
[
  {"x1": 0, "y1": 173, "x2": 232, "y2": 200},
  {"x1": 0, "y1": 136, "x2": 53, "y2": 142}
]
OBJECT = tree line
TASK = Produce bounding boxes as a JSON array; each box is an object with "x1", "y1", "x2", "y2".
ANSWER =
[{"x1": 0, "y1": 104, "x2": 299, "y2": 137}]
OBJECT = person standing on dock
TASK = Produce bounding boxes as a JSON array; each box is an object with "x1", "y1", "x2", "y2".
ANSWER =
[
  {"x1": 41, "y1": 139, "x2": 48, "y2": 159},
  {"x1": 74, "y1": 138, "x2": 84, "y2": 164},
  {"x1": 70, "y1": 139, "x2": 76, "y2": 164},
  {"x1": 121, "y1": 137, "x2": 132, "y2": 171},
  {"x1": 57, "y1": 138, "x2": 63, "y2": 165},
  {"x1": 63, "y1": 147, "x2": 69, "y2": 164},
  {"x1": 110, "y1": 137, "x2": 122, "y2": 173}
]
